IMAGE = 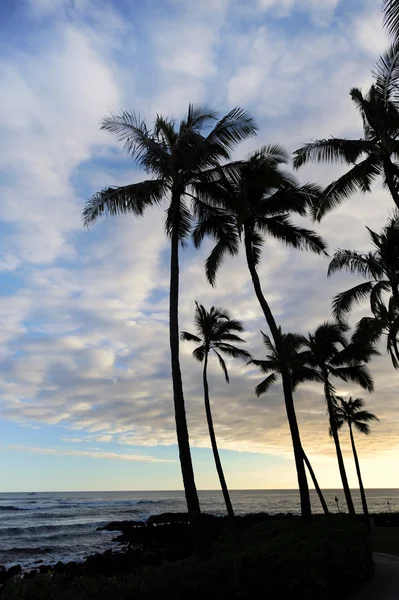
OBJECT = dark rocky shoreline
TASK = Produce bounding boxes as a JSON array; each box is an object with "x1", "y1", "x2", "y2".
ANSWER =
[{"x1": 1, "y1": 511, "x2": 397, "y2": 587}]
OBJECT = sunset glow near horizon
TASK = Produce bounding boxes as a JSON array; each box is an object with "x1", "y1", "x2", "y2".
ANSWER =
[{"x1": 0, "y1": 0, "x2": 398, "y2": 493}]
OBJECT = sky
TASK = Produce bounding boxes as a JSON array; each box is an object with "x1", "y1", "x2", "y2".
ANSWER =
[{"x1": 0, "y1": 0, "x2": 398, "y2": 493}]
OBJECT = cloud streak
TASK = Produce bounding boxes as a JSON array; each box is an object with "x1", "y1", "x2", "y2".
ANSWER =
[{"x1": 4, "y1": 445, "x2": 174, "y2": 463}]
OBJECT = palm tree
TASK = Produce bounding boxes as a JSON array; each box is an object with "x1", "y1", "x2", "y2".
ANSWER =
[
  {"x1": 293, "y1": 42, "x2": 399, "y2": 217},
  {"x1": 328, "y1": 214, "x2": 399, "y2": 320},
  {"x1": 354, "y1": 297, "x2": 399, "y2": 369},
  {"x1": 249, "y1": 328, "x2": 330, "y2": 515},
  {"x1": 328, "y1": 215, "x2": 399, "y2": 367},
  {"x1": 334, "y1": 396, "x2": 379, "y2": 529},
  {"x1": 181, "y1": 302, "x2": 251, "y2": 522},
  {"x1": 192, "y1": 145, "x2": 327, "y2": 521},
  {"x1": 82, "y1": 105, "x2": 257, "y2": 533},
  {"x1": 300, "y1": 322, "x2": 375, "y2": 516}
]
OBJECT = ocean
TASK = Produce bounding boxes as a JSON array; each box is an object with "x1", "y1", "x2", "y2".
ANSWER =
[{"x1": 0, "y1": 488, "x2": 398, "y2": 569}]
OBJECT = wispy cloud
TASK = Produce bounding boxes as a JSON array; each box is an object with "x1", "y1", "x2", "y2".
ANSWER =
[{"x1": 4, "y1": 445, "x2": 174, "y2": 463}]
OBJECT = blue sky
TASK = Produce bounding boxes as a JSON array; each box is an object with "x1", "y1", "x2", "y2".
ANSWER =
[{"x1": 0, "y1": 0, "x2": 397, "y2": 493}]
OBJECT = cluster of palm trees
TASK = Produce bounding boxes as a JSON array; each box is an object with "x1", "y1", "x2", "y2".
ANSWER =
[{"x1": 82, "y1": 0, "x2": 399, "y2": 534}]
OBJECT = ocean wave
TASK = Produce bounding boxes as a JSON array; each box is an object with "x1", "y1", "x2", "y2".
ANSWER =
[
  {"x1": 0, "y1": 522, "x2": 102, "y2": 536},
  {"x1": 3, "y1": 546, "x2": 55, "y2": 556},
  {"x1": 0, "y1": 506, "x2": 24, "y2": 511}
]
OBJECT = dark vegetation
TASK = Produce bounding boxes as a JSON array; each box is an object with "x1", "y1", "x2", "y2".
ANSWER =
[{"x1": 1, "y1": 516, "x2": 372, "y2": 600}]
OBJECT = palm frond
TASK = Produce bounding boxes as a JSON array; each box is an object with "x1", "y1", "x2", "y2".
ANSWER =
[
  {"x1": 262, "y1": 183, "x2": 321, "y2": 217},
  {"x1": 370, "y1": 280, "x2": 391, "y2": 312},
  {"x1": 310, "y1": 156, "x2": 383, "y2": 221},
  {"x1": 216, "y1": 343, "x2": 252, "y2": 361},
  {"x1": 154, "y1": 115, "x2": 178, "y2": 150},
  {"x1": 207, "y1": 107, "x2": 258, "y2": 153},
  {"x1": 248, "y1": 359, "x2": 277, "y2": 374},
  {"x1": 313, "y1": 321, "x2": 349, "y2": 350},
  {"x1": 165, "y1": 198, "x2": 192, "y2": 241},
  {"x1": 354, "y1": 410, "x2": 380, "y2": 423},
  {"x1": 383, "y1": 0, "x2": 399, "y2": 40},
  {"x1": 182, "y1": 104, "x2": 219, "y2": 132},
  {"x1": 82, "y1": 180, "x2": 167, "y2": 226},
  {"x1": 204, "y1": 239, "x2": 231, "y2": 286},
  {"x1": 193, "y1": 345, "x2": 206, "y2": 363},
  {"x1": 215, "y1": 319, "x2": 245, "y2": 336},
  {"x1": 331, "y1": 282, "x2": 374, "y2": 320},
  {"x1": 293, "y1": 138, "x2": 370, "y2": 169},
  {"x1": 258, "y1": 215, "x2": 328, "y2": 255},
  {"x1": 255, "y1": 373, "x2": 277, "y2": 396},
  {"x1": 339, "y1": 338, "x2": 380, "y2": 365},
  {"x1": 214, "y1": 350, "x2": 229, "y2": 382},
  {"x1": 254, "y1": 144, "x2": 290, "y2": 164},
  {"x1": 291, "y1": 366, "x2": 322, "y2": 390},
  {"x1": 101, "y1": 112, "x2": 171, "y2": 176},
  {"x1": 373, "y1": 39, "x2": 399, "y2": 104},
  {"x1": 217, "y1": 333, "x2": 246, "y2": 344},
  {"x1": 181, "y1": 331, "x2": 202, "y2": 343},
  {"x1": 330, "y1": 364, "x2": 374, "y2": 392},
  {"x1": 354, "y1": 421, "x2": 371, "y2": 435},
  {"x1": 328, "y1": 249, "x2": 382, "y2": 279}
]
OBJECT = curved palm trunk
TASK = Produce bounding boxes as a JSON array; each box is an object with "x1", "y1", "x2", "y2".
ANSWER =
[
  {"x1": 244, "y1": 235, "x2": 312, "y2": 522},
  {"x1": 324, "y1": 382, "x2": 356, "y2": 516},
  {"x1": 203, "y1": 352, "x2": 235, "y2": 524},
  {"x1": 383, "y1": 157, "x2": 399, "y2": 210},
  {"x1": 169, "y1": 215, "x2": 201, "y2": 527},
  {"x1": 349, "y1": 423, "x2": 371, "y2": 531},
  {"x1": 302, "y1": 449, "x2": 329, "y2": 515},
  {"x1": 393, "y1": 336, "x2": 399, "y2": 365}
]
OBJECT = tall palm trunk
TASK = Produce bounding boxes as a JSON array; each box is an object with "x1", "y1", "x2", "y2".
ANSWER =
[
  {"x1": 349, "y1": 423, "x2": 371, "y2": 531},
  {"x1": 202, "y1": 352, "x2": 235, "y2": 523},
  {"x1": 383, "y1": 157, "x2": 399, "y2": 210},
  {"x1": 169, "y1": 206, "x2": 201, "y2": 525},
  {"x1": 244, "y1": 234, "x2": 312, "y2": 522},
  {"x1": 324, "y1": 382, "x2": 356, "y2": 516},
  {"x1": 302, "y1": 449, "x2": 329, "y2": 515}
]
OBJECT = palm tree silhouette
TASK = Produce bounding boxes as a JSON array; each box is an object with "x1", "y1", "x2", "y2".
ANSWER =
[
  {"x1": 293, "y1": 42, "x2": 399, "y2": 216},
  {"x1": 328, "y1": 215, "x2": 399, "y2": 320},
  {"x1": 249, "y1": 328, "x2": 329, "y2": 515},
  {"x1": 328, "y1": 215, "x2": 399, "y2": 367},
  {"x1": 82, "y1": 105, "x2": 257, "y2": 534},
  {"x1": 354, "y1": 297, "x2": 399, "y2": 369},
  {"x1": 300, "y1": 322, "x2": 375, "y2": 516},
  {"x1": 383, "y1": 1, "x2": 399, "y2": 39},
  {"x1": 181, "y1": 302, "x2": 251, "y2": 522},
  {"x1": 334, "y1": 396, "x2": 379, "y2": 529},
  {"x1": 192, "y1": 145, "x2": 327, "y2": 521}
]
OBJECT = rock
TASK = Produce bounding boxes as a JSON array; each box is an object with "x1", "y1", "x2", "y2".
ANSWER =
[
  {"x1": 98, "y1": 520, "x2": 144, "y2": 532},
  {"x1": 23, "y1": 570, "x2": 38, "y2": 580},
  {"x1": 38, "y1": 565, "x2": 51, "y2": 574},
  {"x1": 53, "y1": 561, "x2": 66, "y2": 574},
  {"x1": 0, "y1": 566, "x2": 7, "y2": 585},
  {"x1": 65, "y1": 562, "x2": 78, "y2": 575},
  {"x1": 7, "y1": 564, "x2": 21, "y2": 578},
  {"x1": 146, "y1": 513, "x2": 190, "y2": 525}
]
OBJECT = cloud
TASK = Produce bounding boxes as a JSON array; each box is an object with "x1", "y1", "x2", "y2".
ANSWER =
[
  {"x1": 4, "y1": 444, "x2": 174, "y2": 463},
  {"x1": 257, "y1": 0, "x2": 340, "y2": 24},
  {"x1": 0, "y1": 9, "x2": 121, "y2": 265}
]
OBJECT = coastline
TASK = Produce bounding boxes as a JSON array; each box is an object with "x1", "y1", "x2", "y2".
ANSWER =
[{"x1": 1, "y1": 510, "x2": 398, "y2": 586}]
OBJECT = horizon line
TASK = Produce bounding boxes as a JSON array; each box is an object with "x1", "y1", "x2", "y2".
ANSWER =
[{"x1": 1, "y1": 487, "x2": 398, "y2": 494}]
